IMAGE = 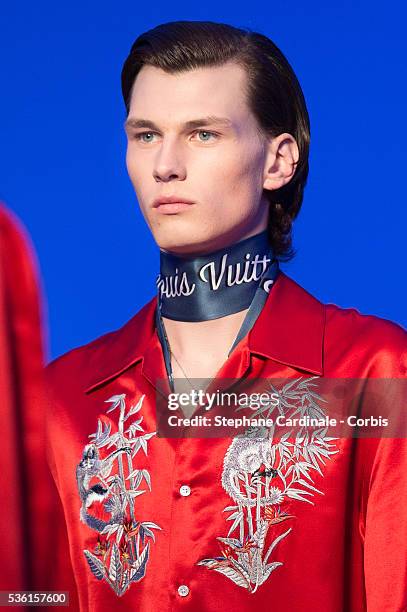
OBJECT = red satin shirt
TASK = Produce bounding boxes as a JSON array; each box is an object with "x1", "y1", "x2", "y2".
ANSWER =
[{"x1": 45, "y1": 271, "x2": 407, "y2": 611}]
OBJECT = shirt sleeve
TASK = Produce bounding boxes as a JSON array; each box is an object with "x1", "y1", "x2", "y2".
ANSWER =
[
  {"x1": 0, "y1": 205, "x2": 63, "y2": 598},
  {"x1": 363, "y1": 333, "x2": 407, "y2": 612},
  {"x1": 364, "y1": 436, "x2": 407, "y2": 611}
]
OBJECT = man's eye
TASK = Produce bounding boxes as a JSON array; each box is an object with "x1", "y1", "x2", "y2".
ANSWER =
[
  {"x1": 134, "y1": 132, "x2": 157, "y2": 143},
  {"x1": 194, "y1": 130, "x2": 218, "y2": 142}
]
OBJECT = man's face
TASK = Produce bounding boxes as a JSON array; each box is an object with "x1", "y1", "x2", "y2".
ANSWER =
[{"x1": 125, "y1": 61, "x2": 271, "y2": 255}]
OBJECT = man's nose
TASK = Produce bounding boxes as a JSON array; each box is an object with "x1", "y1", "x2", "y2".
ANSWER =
[{"x1": 153, "y1": 139, "x2": 187, "y2": 182}]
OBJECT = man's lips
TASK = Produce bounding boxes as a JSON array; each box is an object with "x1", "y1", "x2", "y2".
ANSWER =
[
  {"x1": 152, "y1": 197, "x2": 195, "y2": 214},
  {"x1": 153, "y1": 196, "x2": 195, "y2": 207}
]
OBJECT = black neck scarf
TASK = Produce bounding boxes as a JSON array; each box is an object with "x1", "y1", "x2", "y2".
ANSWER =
[
  {"x1": 156, "y1": 230, "x2": 278, "y2": 321},
  {"x1": 155, "y1": 231, "x2": 280, "y2": 392}
]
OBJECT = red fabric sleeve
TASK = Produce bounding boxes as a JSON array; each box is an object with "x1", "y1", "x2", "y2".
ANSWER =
[
  {"x1": 363, "y1": 334, "x2": 407, "y2": 611},
  {"x1": 364, "y1": 436, "x2": 407, "y2": 611},
  {"x1": 0, "y1": 204, "x2": 79, "y2": 609}
]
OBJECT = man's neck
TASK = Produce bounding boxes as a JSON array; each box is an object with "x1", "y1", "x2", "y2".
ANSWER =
[{"x1": 161, "y1": 308, "x2": 249, "y2": 363}]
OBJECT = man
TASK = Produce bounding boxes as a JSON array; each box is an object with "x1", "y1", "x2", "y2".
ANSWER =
[{"x1": 45, "y1": 21, "x2": 407, "y2": 611}]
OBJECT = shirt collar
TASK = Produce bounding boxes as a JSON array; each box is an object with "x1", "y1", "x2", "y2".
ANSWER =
[
  {"x1": 84, "y1": 271, "x2": 325, "y2": 393},
  {"x1": 248, "y1": 271, "x2": 324, "y2": 375}
]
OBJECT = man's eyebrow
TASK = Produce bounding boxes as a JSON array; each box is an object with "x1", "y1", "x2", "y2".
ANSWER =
[{"x1": 124, "y1": 116, "x2": 233, "y2": 131}]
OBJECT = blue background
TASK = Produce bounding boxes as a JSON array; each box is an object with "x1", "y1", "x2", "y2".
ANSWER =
[{"x1": 1, "y1": 2, "x2": 405, "y2": 361}]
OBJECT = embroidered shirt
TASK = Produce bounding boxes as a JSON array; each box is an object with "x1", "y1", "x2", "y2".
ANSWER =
[{"x1": 45, "y1": 272, "x2": 407, "y2": 611}]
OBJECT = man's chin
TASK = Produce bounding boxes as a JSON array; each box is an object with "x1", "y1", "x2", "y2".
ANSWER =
[
  {"x1": 153, "y1": 232, "x2": 217, "y2": 257},
  {"x1": 151, "y1": 223, "x2": 253, "y2": 257}
]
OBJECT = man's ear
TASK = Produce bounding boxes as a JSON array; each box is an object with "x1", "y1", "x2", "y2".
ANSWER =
[{"x1": 263, "y1": 133, "x2": 299, "y2": 192}]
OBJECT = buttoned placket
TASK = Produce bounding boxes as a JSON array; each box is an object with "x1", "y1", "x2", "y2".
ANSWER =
[{"x1": 140, "y1": 327, "x2": 254, "y2": 605}]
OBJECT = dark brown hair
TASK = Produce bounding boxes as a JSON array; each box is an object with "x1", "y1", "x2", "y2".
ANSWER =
[{"x1": 121, "y1": 21, "x2": 310, "y2": 261}]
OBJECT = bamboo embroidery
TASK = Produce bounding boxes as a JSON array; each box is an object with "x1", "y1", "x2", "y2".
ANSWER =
[
  {"x1": 76, "y1": 393, "x2": 161, "y2": 596},
  {"x1": 197, "y1": 377, "x2": 339, "y2": 593}
]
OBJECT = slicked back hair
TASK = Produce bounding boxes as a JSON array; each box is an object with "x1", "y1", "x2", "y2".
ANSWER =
[{"x1": 121, "y1": 21, "x2": 310, "y2": 261}]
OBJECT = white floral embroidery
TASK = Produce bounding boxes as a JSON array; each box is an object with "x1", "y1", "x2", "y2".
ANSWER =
[
  {"x1": 197, "y1": 377, "x2": 339, "y2": 593},
  {"x1": 76, "y1": 394, "x2": 161, "y2": 596}
]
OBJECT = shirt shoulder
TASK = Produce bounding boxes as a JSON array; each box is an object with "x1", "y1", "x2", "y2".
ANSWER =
[
  {"x1": 324, "y1": 301, "x2": 406, "y2": 377},
  {"x1": 46, "y1": 328, "x2": 115, "y2": 386},
  {"x1": 46, "y1": 295, "x2": 156, "y2": 393}
]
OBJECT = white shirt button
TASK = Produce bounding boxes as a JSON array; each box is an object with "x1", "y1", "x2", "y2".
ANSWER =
[
  {"x1": 177, "y1": 584, "x2": 190, "y2": 597},
  {"x1": 179, "y1": 485, "x2": 191, "y2": 497}
]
